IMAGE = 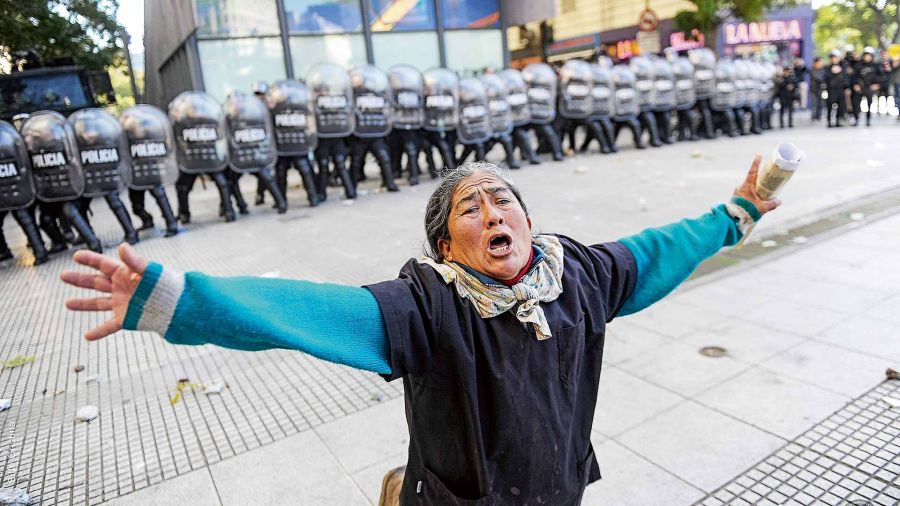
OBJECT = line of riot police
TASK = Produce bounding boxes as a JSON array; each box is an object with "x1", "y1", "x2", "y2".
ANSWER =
[
  {"x1": 1, "y1": 54, "x2": 779, "y2": 267},
  {"x1": 812, "y1": 47, "x2": 894, "y2": 128}
]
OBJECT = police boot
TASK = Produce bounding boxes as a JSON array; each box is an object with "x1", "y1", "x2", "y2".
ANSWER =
[
  {"x1": 376, "y1": 148, "x2": 399, "y2": 192},
  {"x1": 106, "y1": 193, "x2": 139, "y2": 245},
  {"x1": 12, "y1": 209, "x2": 49, "y2": 265},
  {"x1": 297, "y1": 158, "x2": 320, "y2": 207},
  {"x1": 38, "y1": 210, "x2": 68, "y2": 253},
  {"x1": 587, "y1": 121, "x2": 612, "y2": 154},
  {"x1": 434, "y1": 138, "x2": 456, "y2": 171},
  {"x1": 402, "y1": 138, "x2": 421, "y2": 185},
  {"x1": 639, "y1": 112, "x2": 663, "y2": 147},
  {"x1": 656, "y1": 111, "x2": 674, "y2": 144},
  {"x1": 348, "y1": 140, "x2": 368, "y2": 183},
  {"x1": 129, "y1": 189, "x2": 155, "y2": 230},
  {"x1": 598, "y1": 118, "x2": 618, "y2": 153},
  {"x1": 750, "y1": 108, "x2": 763, "y2": 135},
  {"x1": 421, "y1": 135, "x2": 439, "y2": 177},
  {"x1": 210, "y1": 172, "x2": 237, "y2": 222},
  {"x1": 514, "y1": 128, "x2": 541, "y2": 165},
  {"x1": 538, "y1": 125, "x2": 564, "y2": 161},
  {"x1": 254, "y1": 177, "x2": 266, "y2": 206},
  {"x1": 699, "y1": 103, "x2": 716, "y2": 138},
  {"x1": 149, "y1": 186, "x2": 180, "y2": 237},
  {"x1": 0, "y1": 224, "x2": 11, "y2": 262},
  {"x1": 260, "y1": 167, "x2": 288, "y2": 213},
  {"x1": 176, "y1": 180, "x2": 192, "y2": 224},
  {"x1": 621, "y1": 119, "x2": 645, "y2": 149},
  {"x1": 333, "y1": 153, "x2": 357, "y2": 200},
  {"x1": 228, "y1": 175, "x2": 249, "y2": 215},
  {"x1": 724, "y1": 111, "x2": 739, "y2": 137},
  {"x1": 62, "y1": 202, "x2": 102, "y2": 253},
  {"x1": 498, "y1": 135, "x2": 521, "y2": 169}
]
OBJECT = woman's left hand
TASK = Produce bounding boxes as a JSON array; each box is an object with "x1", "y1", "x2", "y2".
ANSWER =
[{"x1": 733, "y1": 155, "x2": 782, "y2": 216}]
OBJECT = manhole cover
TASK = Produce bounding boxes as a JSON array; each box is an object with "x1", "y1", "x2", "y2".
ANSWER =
[{"x1": 699, "y1": 346, "x2": 727, "y2": 358}]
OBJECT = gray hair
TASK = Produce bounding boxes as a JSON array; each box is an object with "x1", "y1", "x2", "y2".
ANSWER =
[{"x1": 423, "y1": 161, "x2": 529, "y2": 262}]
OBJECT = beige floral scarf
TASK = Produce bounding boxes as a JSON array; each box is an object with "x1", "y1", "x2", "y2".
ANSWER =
[{"x1": 420, "y1": 234, "x2": 564, "y2": 340}]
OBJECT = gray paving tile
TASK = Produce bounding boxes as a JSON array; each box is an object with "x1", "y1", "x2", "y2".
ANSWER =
[
  {"x1": 620, "y1": 299, "x2": 728, "y2": 339},
  {"x1": 697, "y1": 367, "x2": 850, "y2": 439},
  {"x1": 617, "y1": 341, "x2": 750, "y2": 397},
  {"x1": 350, "y1": 452, "x2": 407, "y2": 505},
  {"x1": 759, "y1": 341, "x2": 891, "y2": 397},
  {"x1": 315, "y1": 397, "x2": 408, "y2": 473},
  {"x1": 209, "y1": 430, "x2": 369, "y2": 506},
  {"x1": 602, "y1": 321, "x2": 674, "y2": 366},
  {"x1": 617, "y1": 401, "x2": 785, "y2": 492},
  {"x1": 582, "y1": 439, "x2": 705, "y2": 506},
  {"x1": 865, "y1": 294, "x2": 900, "y2": 325},
  {"x1": 593, "y1": 366, "x2": 685, "y2": 438},
  {"x1": 816, "y1": 316, "x2": 900, "y2": 362},
  {"x1": 669, "y1": 282, "x2": 771, "y2": 318},
  {"x1": 680, "y1": 317, "x2": 807, "y2": 364},
  {"x1": 101, "y1": 469, "x2": 221, "y2": 506}
]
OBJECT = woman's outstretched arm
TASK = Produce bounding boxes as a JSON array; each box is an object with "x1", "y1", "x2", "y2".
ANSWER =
[
  {"x1": 616, "y1": 155, "x2": 780, "y2": 316},
  {"x1": 61, "y1": 245, "x2": 392, "y2": 375}
]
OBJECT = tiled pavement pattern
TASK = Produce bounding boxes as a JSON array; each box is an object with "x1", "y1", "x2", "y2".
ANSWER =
[
  {"x1": 697, "y1": 379, "x2": 900, "y2": 506},
  {"x1": 1, "y1": 124, "x2": 899, "y2": 504}
]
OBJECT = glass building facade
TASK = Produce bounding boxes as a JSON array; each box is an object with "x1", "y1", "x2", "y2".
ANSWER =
[{"x1": 191, "y1": 0, "x2": 505, "y2": 101}]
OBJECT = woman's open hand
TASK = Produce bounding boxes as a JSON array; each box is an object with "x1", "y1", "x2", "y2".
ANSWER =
[
  {"x1": 60, "y1": 243, "x2": 148, "y2": 341},
  {"x1": 734, "y1": 155, "x2": 781, "y2": 216}
]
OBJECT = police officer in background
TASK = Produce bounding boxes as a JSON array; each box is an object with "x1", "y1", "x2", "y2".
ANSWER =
[
  {"x1": 251, "y1": 80, "x2": 272, "y2": 206},
  {"x1": 846, "y1": 50, "x2": 862, "y2": 124},
  {"x1": 825, "y1": 50, "x2": 848, "y2": 127},
  {"x1": 809, "y1": 57, "x2": 827, "y2": 121},
  {"x1": 855, "y1": 47, "x2": 882, "y2": 126},
  {"x1": 775, "y1": 65, "x2": 798, "y2": 128},
  {"x1": 347, "y1": 64, "x2": 398, "y2": 192}
]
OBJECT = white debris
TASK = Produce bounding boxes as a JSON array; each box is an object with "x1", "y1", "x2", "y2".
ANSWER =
[
  {"x1": 0, "y1": 487, "x2": 31, "y2": 506},
  {"x1": 574, "y1": 166, "x2": 588, "y2": 174},
  {"x1": 76, "y1": 405, "x2": 99, "y2": 422},
  {"x1": 341, "y1": 199, "x2": 355, "y2": 206},
  {"x1": 638, "y1": 197, "x2": 648, "y2": 212},
  {"x1": 260, "y1": 271, "x2": 281, "y2": 278},
  {"x1": 85, "y1": 374, "x2": 101, "y2": 384},
  {"x1": 881, "y1": 396, "x2": 900, "y2": 409},
  {"x1": 790, "y1": 236, "x2": 808, "y2": 245},
  {"x1": 203, "y1": 382, "x2": 225, "y2": 395},
  {"x1": 849, "y1": 212, "x2": 865, "y2": 221},
  {"x1": 690, "y1": 150, "x2": 703, "y2": 158},
  {"x1": 865, "y1": 159, "x2": 884, "y2": 168},
  {"x1": 761, "y1": 240, "x2": 777, "y2": 248},
  {"x1": 0, "y1": 399, "x2": 11, "y2": 412}
]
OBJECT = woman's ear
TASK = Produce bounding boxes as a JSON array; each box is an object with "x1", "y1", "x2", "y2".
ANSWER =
[
  {"x1": 438, "y1": 238, "x2": 453, "y2": 262},
  {"x1": 527, "y1": 216, "x2": 532, "y2": 230}
]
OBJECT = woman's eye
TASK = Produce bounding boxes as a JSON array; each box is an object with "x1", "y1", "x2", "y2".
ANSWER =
[
  {"x1": 464, "y1": 206, "x2": 478, "y2": 215},
  {"x1": 497, "y1": 199, "x2": 511, "y2": 205}
]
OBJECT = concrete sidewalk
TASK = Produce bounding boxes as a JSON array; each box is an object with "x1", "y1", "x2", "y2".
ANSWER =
[{"x1": 104, "y1": 204, "x2": 900, "y2": 505}]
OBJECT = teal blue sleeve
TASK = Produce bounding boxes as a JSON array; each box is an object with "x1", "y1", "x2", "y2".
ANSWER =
[
  {"x1": 135, "y1": 269, "x2": 391, "y2": 375},
  {"x1": 617, "y1": 204, "x2": 742, "y2": 316}
]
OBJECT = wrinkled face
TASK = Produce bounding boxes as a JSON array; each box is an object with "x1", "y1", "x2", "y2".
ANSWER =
[{"x1": 439, "y1": 174, "x2": 533, "y2": 281}]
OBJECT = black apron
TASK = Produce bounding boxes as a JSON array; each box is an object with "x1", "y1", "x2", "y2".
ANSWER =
[{"x1": 366, "y1": 235, "x2": 637, "y2": 505}]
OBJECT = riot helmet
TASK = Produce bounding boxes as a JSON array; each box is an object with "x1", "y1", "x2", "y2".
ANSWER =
[
  {"x1": 21, "y1": 111, "x2": 85, "y2": 202},
  {"x1": 252, "y1": 80, "x2": 269, "y2": 98},
  {"x1": 387, "y1": 64, "x2": 425, "y2": 130}
]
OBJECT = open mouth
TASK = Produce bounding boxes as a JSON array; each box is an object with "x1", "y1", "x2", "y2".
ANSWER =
[{"x1": 487, "y1": 234, "x2": 513, "y2": 256}]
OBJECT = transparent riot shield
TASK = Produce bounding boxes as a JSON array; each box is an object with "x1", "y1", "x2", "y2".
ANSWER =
[
  {"x1": 168, "y1": 90, "x2": 228, "y2": 174},
  {"x1": 224, "y1": 91, "x2": 276, "y2": 173},
  {"x1": 559, "y1": 59, "x2": 593, "y2": 119},
  {"x1": 651, "y1": 56, "x2": 676, "y2": 112},
  {"x1": 119, "y1": 104, "x2": 178, "y2": 190},
  {"x1": 388, "y1": 64, "x2": 425, "y2": 130},
  {"x1": 589, "y1": 64, "x2": 614, "y2": 118},
  {"x1": 672, "y1": 57, "x2": 697, "y2": 111},
  {"x1": 0, "y1": 120, "x2": 36, "y2": 211},
  {"x1": 611, "y1": 65, "x2": 639, "y2": 120},
  {"x1": 711, "y1": 60, "x2": 737, "y2": 112},
  {"x1": 499, "y1": 68, "x2": 531, "y2": 127},
  {"x1": 21, "y1": 111, "x2": 85, "y2": 202},
  {"x1": 481, "y1": 74, "x2": 512, "y2": 137},
  {"x1": 689, "y1": 47, "x2": 717, "y2": 100},
  {"x1": 350, "y1": 64, "x2": 392, "y2": 138},
  {"x1": 69, "y1": 108, "x2": 131, "y2": 197},
  {"x1": 629, "y1": 56, "x2": 656, "y2": 112},
  {"x1": 522, "y1": 62, "x2": 557, "y2": 125},
  {"x1": 457, "y1": 77, "x2": 491, "y2": 145},
  {"x1": 307, "y1": 62, "x2": 355, "y2": 138},
  {"x1": 265, "y1": 80, "x2": 317, "y2": 156},
  {"x1": 422, "y1": 67, "x2": 459, "y2": 132}
]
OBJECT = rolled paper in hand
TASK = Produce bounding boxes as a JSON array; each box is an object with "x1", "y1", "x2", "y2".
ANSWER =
[
  {"x1": 736, "y1": 142, "x2": 805, "y2": 248},
  {"x1": 756, "y1": 142, "x2": 805, "y2": 201}
]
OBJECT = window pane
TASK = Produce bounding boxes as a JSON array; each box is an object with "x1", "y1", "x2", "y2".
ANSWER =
[
  {"x1": 284, "y1": 0, "x2": 363, "y2": 33},
  {"x1": 441, "y1": 0, "x2": 499, "y2": 29},
  {"x1": 199, "y1": 38, "x2": 286, "y2": 102},
  {"x1": 369, "y1": 0, "x2": 436, "y2": 32},
  {"x1": 196, "y1": 0, "x2": 280, "y2": 37},
  {"x1": 372, "y1": 32, "x2": 439, "y2": 71},
  {"x1": 445, "y1": 30, "x2": 503, "y2": 75},
  {"x1": 290, "y1": 34, "x2": 367, "y2": 77}
]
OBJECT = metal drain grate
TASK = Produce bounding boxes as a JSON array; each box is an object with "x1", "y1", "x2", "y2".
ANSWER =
[{"x1": 697, "y1": 379, "x2": 900, "y2": 506}]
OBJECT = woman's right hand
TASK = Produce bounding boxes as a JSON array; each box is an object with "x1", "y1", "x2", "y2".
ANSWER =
[{"x1": 60, "y1": 243, "x2": 148, "y2": 341}]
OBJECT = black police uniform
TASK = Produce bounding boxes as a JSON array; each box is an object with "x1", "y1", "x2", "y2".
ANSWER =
[
  {"x1": 825, "y1": 58, "x2": 848, "y2": 127},
  {"x1": 856, "y1": 57, "x2": 881, "y2": 126},
  {"x1": 365, "y1": 236, "x2": 636, "y2": 505}
]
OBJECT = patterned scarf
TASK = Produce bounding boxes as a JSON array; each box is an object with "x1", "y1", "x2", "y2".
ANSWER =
[{"x1": 420, "y1": 234, "x2": 565, "y2": 340}]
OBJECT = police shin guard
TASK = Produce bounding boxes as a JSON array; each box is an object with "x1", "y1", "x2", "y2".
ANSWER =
[
  {"x1": 699, "y1": 101, "x2": 716, "y2": 139},
  {"x1": 333, "y1": 151, "x2": 357, "y2": 200},
  {"x1": 12, "y1": 208, "x2": 49, "y2": 265},
  {"x1": 749, "y1": 107, "x2": 762, "y2": 134},
  {"x1": 0, "y1": 222, "x2": 10, "y2": 262},
  {"x1": 497, "y1": 135, "x2": 520, "y2": 169},
  {"x1": 537, "y1": 125, "x2": 564, "y2": 161},
  {"x1": 734, "y1": 109, "x2": 749, "y2": 135},
  {"x1": 512, "y1": 127, "x2": 539, "y2": 165},
  {"x1": 639, "y1": 112, "x2": 663, "y2": 147},
  {"x1": 62, "y1": 201, "x2": 102, "y2": 253},
  {"x1": 620, "y1": 118, "x2": 645, "y2": 149},
  {"x1": 348, "y1": 141, "x2": 367, "y2": 183},
  {"x1": 149, "y1": 186, "x2": 179, "y2": 237},
  {"x1": 297, "y1": 157, "x2": 320, "y2": 207},
  {"x1": 226, "y1": 173, "x2": 249, "y2": 215},
  {"x1": 372, "y1": 141, "x2": 398, "y2": 192},
  {"x1": 106, "y1": 193, "x2": 139, "y2": 245},
  {"x1": 275, "y1": 158, "x2": 290, "y2": 196},
  {"x1": 402, "y1": 137, "x2": 421, "y2": 185},
  {"x1": 598, "y1": 118, "x2": 618, "y2": 153},
  {"x1": 175, "y1": 173, "x2": 194, "y2": 224},
  {"x1": 259, "y1": 167, "x2": 288, "y2": 213},
  {"x1": 655, "y1": 111, "x2": 674, "y2": 144},
  {"x1": 37, "y1": 207, "x2": 68, "y2": 253},
  {"x1": 254, "y1": 176, "x2": 266, "y2": 206},
  {"x1": 433, "y1": 137, "x2": 456, "y2": 171},
  {"x1": 129, "y1": 188, "x2": 154, "y2": 230},
  {"x1": 211, "y1": 172, "x2": 237, "y2": 222}
]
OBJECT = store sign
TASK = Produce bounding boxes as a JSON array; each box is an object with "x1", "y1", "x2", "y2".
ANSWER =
[
  {"x1": 637, "y1": 8, "x2": 659, "y2": 32},
  {"x1": 606, "y1": 39, "x2": 640, "y2": 61},
  {"x1": 637, "y1": 30, "x2": 660, "y2": 54},
  {"x1": 669, "y1": 30, "x2": 705, "y2": 51},
  {"x1": 724, "y1": 19, "x2": 803, "y2": 45}
]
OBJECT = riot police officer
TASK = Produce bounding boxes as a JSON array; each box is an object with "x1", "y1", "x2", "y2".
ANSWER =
[
  {"x1": 348, "y1": 64, "x2": 398, "y2": 191},
  {"x1": 825, "y1": 50, "x2": 848, "y2": 127},
  {"x1": 629, "y1": 56, "x2": 663, "y2": 147},
  {"x1": 422, "y1": 67, "x2": 460, "y2": 172},
  {"x1": 610, "y1": 64, "x2": 645, "y2": 149},
  {"x1": 169, "y1": 90, "x2": 237, "y2": 223},
  {"x1": 309, "y1": 63, "x2": 356, "y2": 200},
  {"x1": 579, "y1": 62, "x2": 616, "y2": 153},
  {"x1": 670, "y1": 54, "x2": 699, "y2": 141},
  {"x1": 775, "y1": 65, "x2": 798, "y2": 128},
  {"x1": 688, "y1": 48, "x2": 717, "y2": 139},
  {"x1": 265, "y1": 79, "x2": 320, "y2": 206},
  {"x1": 22, "y1": 111, "x2": 102, "y2": 252},
  {"x1": 0, "y1": 120, "x2": 50, "y2": 264},
  {"x1": 557, "y1": 59, "x2": 604, "y2": 154},
  {"x1": 499, "y1": 68, "x2": 541, "y2": 165},
  {"x1": 223, "y1": 91, "x2": 288, "y2": 214},
  {"x1": 711, "y1": 59, "x2": 739, "y2": 136},
  {"x1": 69, "y1": 108, "x2": 139, "y2": 245},
  {"x1": 251, "y1": 80, "x2": 270, "y2": 206},
  {"x1": 650, "y1": 55, "x2": 676, "y2": 144},
  {"x1": 522, "y1": 63, "x2": 564, "y2": 161},
  {"x1": 455, "y1": 77, "x2": 492, "y2": 165},
  {"x1": 387, "y1": 65, "x2": 427, "y2": 185},
  {"x1": 480, "y1": 73, "x2": 520, "y2": 169},
  {"x1": 856, "y1": 47, "x2": 882, "y2": 126},
  {"x1": 119, "y1": 104, "x2": 180, "y2": 237}
]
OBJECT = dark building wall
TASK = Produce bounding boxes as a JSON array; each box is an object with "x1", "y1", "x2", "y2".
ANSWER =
[{"x1": 144, "y1": 0, "x2": 199, "y2": 107}]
